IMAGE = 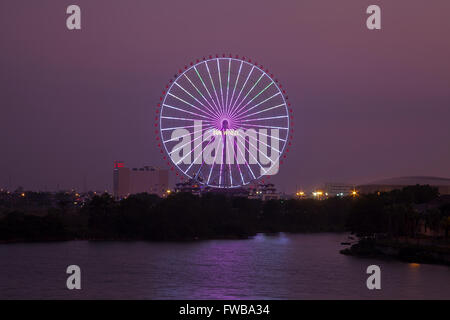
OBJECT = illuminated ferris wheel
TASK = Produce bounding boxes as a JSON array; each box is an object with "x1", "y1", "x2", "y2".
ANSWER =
[{"x1": 156, "y1": 55, "x2": 292, "y2": 188}]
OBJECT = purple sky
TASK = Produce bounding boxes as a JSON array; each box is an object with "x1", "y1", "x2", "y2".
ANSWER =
[{"x1": 1, "y1": 0, "x2": 449, "y2": 193}]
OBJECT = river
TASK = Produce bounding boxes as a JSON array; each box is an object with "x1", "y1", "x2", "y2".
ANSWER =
[{"x1": 0, "y1": 233, "x2": 449, "y2": 299}]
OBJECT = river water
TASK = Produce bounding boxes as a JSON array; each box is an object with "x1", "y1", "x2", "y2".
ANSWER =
[{"x1": 0, "y1": 233, "x2": 449, "y2": 299}]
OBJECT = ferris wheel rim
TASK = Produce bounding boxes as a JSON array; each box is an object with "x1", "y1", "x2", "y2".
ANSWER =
[{"x1": 156, "y1": 55, "x2": 293, "y2": 188}]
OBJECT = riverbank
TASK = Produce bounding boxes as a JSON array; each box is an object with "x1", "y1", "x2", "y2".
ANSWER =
[
  {"x1": 340, "y1": 237, "x2": 450, "y2": 266},
  {"x1": 0, "y1": 233, "x2": 255, "y2": 244}
]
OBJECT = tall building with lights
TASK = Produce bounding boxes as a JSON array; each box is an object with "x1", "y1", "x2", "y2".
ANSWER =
[{"x1": 113, "y1": 161, "x2": 169, "y2": 200}]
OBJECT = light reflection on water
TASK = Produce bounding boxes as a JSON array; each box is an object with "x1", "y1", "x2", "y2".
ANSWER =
[{"x1": 0, "y1": 233, "x2": 449, "y2": 299}]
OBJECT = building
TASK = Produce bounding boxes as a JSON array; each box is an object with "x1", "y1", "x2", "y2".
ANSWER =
[
  {"x1": 357, "y1": 176, "x2": 450, "y2": 195},
  {"x1": 173, "y1": 180, "x2": 281, "y2": 200},
  {"x1": 324, "y1": 182, "x2": 355, "y2": 197},
  {"x1": 175, "y1": 180, "x2": 250, "y2": 197},
  {"x1": 248, "y1": 183, "x2": 280, "y2": 200},
  {"x1": 174, "y1": 179, "x2": 203, "y2": 195},
  {"x1": 113, "y1": 161, "x2": 169, "y2": 199}
]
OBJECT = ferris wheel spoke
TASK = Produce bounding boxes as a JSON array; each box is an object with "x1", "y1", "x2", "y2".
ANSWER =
[
  {"x1": 173, "y1": 82, "x2": 219, "y2": 119},
  {"x1": 234, "y1": 138, "x2": 260, "y2": 179},
  {"x1": 162, "y1": 104, "x2": 215, "y2": 120},
  {"x1": 194, "y1": 66, "x2": 222, "y2": 115},
  {"x1": 227, "y1": 161, "x2": 233, "y2": 187},
  {"x1": 219, "y1": 134, "x2": 233, "y2": 187},
  {"x1": 241, "y1": 115, "x2": 288, "y2": 122},
  {"x1": 228, "y1": 60, "x2": 243, "y2": 114},
  {"x1": 216, "y1": 59, "x2": 225, "y2": 112},
  {"x1": 174, "y1": 128, "x2": 215, "y2": 165},
  {"x1": 252, "y1": 133, "x2": 282, "y2": 154},
  {"x1": 175, "y1": 145, "x2": 198, "y2": 166},
  {"x1": 219, "y1": 135, "x2": 225, "y2": 186},
  {"x1": 207, "y1": 137, "x2": 221, "y2": 185},
  {"x1": 161, "y1": 124, "x2": 211, "y2": 131},
  {"x1": 233, "y1": 145, "x2": 246, "y2": 186},
  {"x1": 232, "y1": 135, "x2": 248, "y2": 186},
  {"x1": 243, "y1": 136, "x2": 270, "y2": 168},
  {"x1": 231, "y1": 80, "x2": 272, "y2": 118},
  {"x1": 185, "y1": 131, "x2": 217, "y2": 176},
  {"x1": 229, "y1": 72, "x2": 264, "y2": 117},
  {"x1": 233, "y1": 137, "x2": 254, "y2": 183},
  {"x1": 203, "y1": 62, "x2": 222, "y2": 114},
  {"x1": 238, "y1": 134, "x2": 275, "y2": 176},
  {"x1": 235, "y1": 124, "x2": 288, "y2": 142},
  {"x1": 233, "y1": 91, "x2": 281, "y2": 120},
  {"x1": 183, "y1": 73, "x2": 221, "y2": 118},
  {"x1": 163, "y1": 124, "x2": 214, "y2": 143},
  {"x1": 238, "y1": 123, "x2": 288, "y2": 131},
  {"x1": 235, "y1": 103, "x2": 286, "y2": 120},
  {"x1": 161, "y1": 116, "x2": 214, "y2": 124},
  {"x1": 225, "y1": 134, "x2": 235, "y2": 187},
  {"x1": 228, "y1": 66, "x2": 255, "y2": 116},
  {"x1": 167, "y1": 92, "x2": 215, "y2": 119},
  {"x1": 171, "y1": 135, "x2": 208, "y2": 162},
  {"x1": 225, "y1": 59, "x2": 231, "y2": 114},
  {"x1": 251, "y1": 129, "x2": 287, "y2": 143}
]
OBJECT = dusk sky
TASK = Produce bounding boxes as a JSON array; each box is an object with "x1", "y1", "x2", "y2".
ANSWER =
[{"x1": 1, "y1": 0, "x2": 449, "y2": 193}]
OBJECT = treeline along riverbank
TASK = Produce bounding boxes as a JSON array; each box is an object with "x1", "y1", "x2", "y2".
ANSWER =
[
  {"x1": 0, "y1": 186, "x2": 449, "y2": 265},
  {"x1": 0, "y1": 192, "x2": 350, "y2": 241},
  {"x1": 341, "y1": 185, "x2": 450, "y2": 265}
]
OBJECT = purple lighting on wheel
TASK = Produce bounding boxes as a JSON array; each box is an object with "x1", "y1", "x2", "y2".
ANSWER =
[{"x1": 157, "y1": 56, "x2": 292, "y2": 188}]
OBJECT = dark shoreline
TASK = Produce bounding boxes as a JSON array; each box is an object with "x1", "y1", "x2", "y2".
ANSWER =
[
  {"x1": 0, "y1": 234, "x2": 253, "y2": 245},
  {"x1": 0, "y1": 229, "x2": 354, "y2": 245},
  {"x1": 3, "y1": 232, "x2": 450, "y2": 267},
  {"x1": 340, "y1": 238, "x2": 450, "y2": 266},
  {"x1": 0, "y1": 230, "x2": 343, "y2": 245}
]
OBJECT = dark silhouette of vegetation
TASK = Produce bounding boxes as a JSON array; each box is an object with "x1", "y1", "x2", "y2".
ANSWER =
[
  {"x1": 0, "y1": 185, "x2": 449, "y2": 246},
  {"x1": 342, "y1": 185, "x2": 450, "y2": 265},
  {"x1": 0, "y1": 211, "x2": 68, "y2": 242},
  {"x1": 346, "y1": 185, "x2": 442, "y2": 238}
]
